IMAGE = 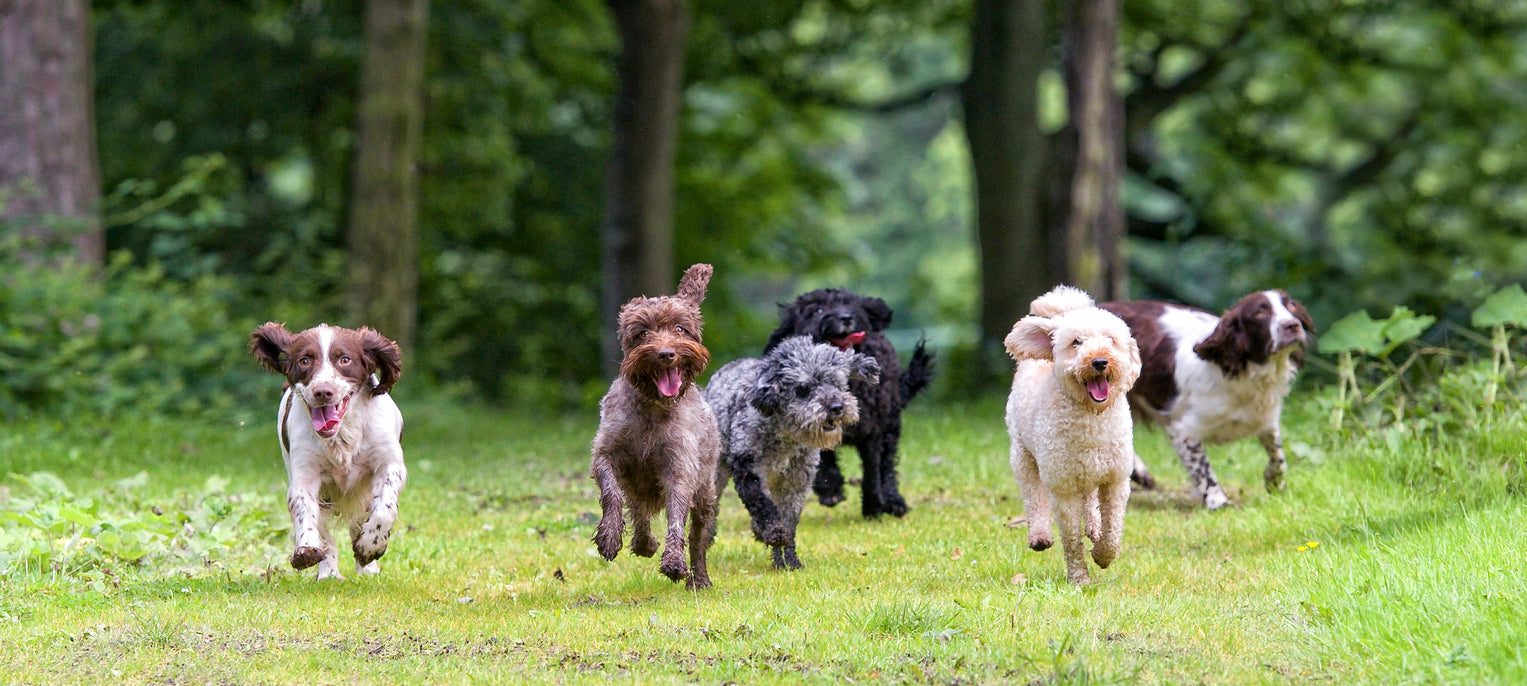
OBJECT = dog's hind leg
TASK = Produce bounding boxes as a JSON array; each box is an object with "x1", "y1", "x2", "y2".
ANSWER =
[
  {"x1": 1092, "y1": 478, "x2": 1129, "y2": 569},
  {"x1": 686, "y1": 484, "x2": 717, "y2": 590},
  {"x1": 812, "y1": 448, "x2": 846, "y2": 507},
  {"x1": 1259, "y1": 428, "x2": 1287, "y2": 492},
  {"x1": 658, "y1": 487, "x2": 692, "y2": 583},
  {"x1": 874, "y1": 424, "x2": 909, "y2": 517},
  {"x1": 1129, "y1": 452, "x2": 1156, "y2": 489},
  {"x1": 315, "y1": 514, "x2": 343, "y2": 581},
  {"x1": 1171, "y1": 431, "x2": 1227, "y2": 510},
  {"x1": 1052, "y1": 494, "x2": 1091, "y2": 585},
  {"x1": 1010, "y1": 444, "x2": 1053, "y2": 551},
  {"x1": 1083, "y1": 490, "x2": 1101, "y2": 544}
]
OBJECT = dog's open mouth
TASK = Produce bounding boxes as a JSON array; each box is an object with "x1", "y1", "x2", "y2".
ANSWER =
[
  {"x1": 1084, "y1": 377, "x2": 1110, "y2": 403},
  {"x1": 310, "y1": 393, "x2": 353, "y2": 438},
  {"x1": 829, "y1": 331, "x2": 866, "y2": 351},
  {"x1": 655, "y1": 368, "x2": 684, "y2": 398}
]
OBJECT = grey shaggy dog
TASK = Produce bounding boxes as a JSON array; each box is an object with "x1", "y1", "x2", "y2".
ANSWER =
[{"x1": 705, "y1": 336, "x2": 880, "y2": 570}]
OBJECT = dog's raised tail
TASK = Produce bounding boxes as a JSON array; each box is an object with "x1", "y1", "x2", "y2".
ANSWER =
[
  {"x1": 900, "y1": 339, "x2": 935, "y2": 406},
  {"x1": 1029, "y1": 285, "x2": 1095, "y2": 318}
]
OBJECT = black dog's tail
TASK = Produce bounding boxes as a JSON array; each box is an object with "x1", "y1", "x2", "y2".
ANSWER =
[{"x1": 900, "y1": 339, "x2": 935, "y2": 407}]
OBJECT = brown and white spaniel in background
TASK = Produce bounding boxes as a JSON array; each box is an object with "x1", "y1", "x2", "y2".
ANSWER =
[
  {"x1": 1100, "y1": 290, "x2": 1315, "y2": 510},
  {"x1": 249, "y1": 322, "x2": 405, "y2": 579}
]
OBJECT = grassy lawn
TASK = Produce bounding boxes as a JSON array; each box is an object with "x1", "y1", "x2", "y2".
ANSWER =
[{"x1": 2, "y1": 392, "x2": 1525, "y2": 684}]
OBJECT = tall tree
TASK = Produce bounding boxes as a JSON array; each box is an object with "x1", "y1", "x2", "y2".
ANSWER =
[
  {"x1": 0, "y1": 0, "x2": 102, "y2": 265},
  {"x1": 348, "y1": 0, "x2": 429, "y2": 352},
  {"x1": 962, "y1": 0, "x2": 1051, "y2": 345},
  {"x1": 1059, "y1": 0, "x2": 1126, "y2": 300},
  {"x1": 601, "y1": 0, "x2": 690, "y2": 374}
]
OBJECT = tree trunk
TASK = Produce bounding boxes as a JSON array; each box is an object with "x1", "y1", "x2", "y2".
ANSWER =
[
  {"x1": 0, "y1": 0, "x2": 103, "y2": 265},
  {"x1": 962, "y1": 0, "x2": 1052, "y2": 344},
  {"x1": 600, "y1": 0, "x2": 690, "y2": 376},
  {"x1": 1060, "y1": 0, "x2": 1127, "y2": 300},
  {"x1": 348, "y1": 0, "x2": 429, "y2": 353}
]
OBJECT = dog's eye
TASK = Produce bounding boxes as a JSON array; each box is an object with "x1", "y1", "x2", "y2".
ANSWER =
[
  {"x1": 795, "y1": 386, "x2": 811, "y2": 399},
  {"x1": 298, "y1": 357, "x2": 311, "y2": 368},
  {"x1": 339, "y1": 356, "x2": 352, "y2": 365},
  {"x1": 674, "y1": 326, "x2": 685, "y2": 335},
  {"x1": 1071, "y1": 339, "x2": 1081, "y2": 347}
]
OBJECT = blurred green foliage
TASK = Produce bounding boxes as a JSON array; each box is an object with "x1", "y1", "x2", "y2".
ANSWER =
[{"x1": 4, "y1": 0, "x2": 1516, "y2": 415}]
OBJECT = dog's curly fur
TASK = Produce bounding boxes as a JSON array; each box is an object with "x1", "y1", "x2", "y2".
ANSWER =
[
  {"x1": 589, "y1": 264, "x2": 722, "y2": 590},
  {"x1": 1005, "y1": 285, "x2": 1141, "y2": 585},
  {"x1": 764, "y1": 289, "x2": 934, "y2": 518},
  {"x1": 705, "y1": 336, "x2": 880, "y2": 570}
]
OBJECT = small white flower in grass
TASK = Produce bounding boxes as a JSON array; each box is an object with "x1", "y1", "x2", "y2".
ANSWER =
[{"x1": 457, "y1": 597, "x2": 473, "y2": 604}]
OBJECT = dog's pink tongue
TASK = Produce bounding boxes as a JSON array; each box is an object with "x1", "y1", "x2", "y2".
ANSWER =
[
  {"x1": 310, "y1": 404, "x2": 341, "y2": 434},
  {"x1": 831, "y1": 331, "x2": 866, "y2": 351},
  {"x1": 1086, "y1": 378, "x2": 1111, "y2": 402},
  {"x1": 656, "y1": 368, "x2": 683, "y2": 397}
]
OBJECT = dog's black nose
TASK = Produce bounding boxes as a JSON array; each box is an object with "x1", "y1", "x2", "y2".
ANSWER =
[
  {"x1": 657, "y1": 349, "x2": 676, "y2": 363},
  {"x1": 828, "y1": 402, "x2": 844, "y2": 417},
  {"x1": 837, "y1": 313, "x2": 853, "y2": 326},
  {"x1": 1091, "y1": 358, "x2": 1108, "y2": 371}
]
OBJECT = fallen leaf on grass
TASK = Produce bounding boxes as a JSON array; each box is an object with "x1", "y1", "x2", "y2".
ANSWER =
[{"x1": 1010, "y1": 573, "x2": 1026, "y2": 586}]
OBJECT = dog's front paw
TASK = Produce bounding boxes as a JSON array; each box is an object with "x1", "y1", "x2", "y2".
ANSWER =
[
  {"x1": 659, "y1": 555, "x2": 689, "y2": 582},
  {"x1": 1204, "y1": 487, "x2": 1229, "y2": 510},
  {"x1": 352, "y1": 532, "x2": 389, "y2": 567},
  {"x1": 881, "y1": 495, "x2": 909, "y2": 518},
  {"x1": 771, "y1": 546, "x2": 804, "y2": 571},
  {"x1": 686, "y1": 572, "x2": 712, "y2": 590},
  {"x1": 594, "y1": 530, "x2": 623, "y2": 561},
  {"x1": 1265, "y1": 465, "x2": 1286, "y2": 492},
  {"x1": 1028, "y1": 532, "x2": 1053, "y2": 552},
  {"x1": 291, "y1": 546, "x2": 324, "y2": 570}
]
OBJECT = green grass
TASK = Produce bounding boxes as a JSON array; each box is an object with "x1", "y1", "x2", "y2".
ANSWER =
[{"x1": 2, "y1": 392, "x2": 1525, "y2": 684}]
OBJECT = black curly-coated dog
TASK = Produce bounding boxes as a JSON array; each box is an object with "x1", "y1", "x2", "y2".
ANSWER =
[{"x1": 763, "y1": 289, "x2": 935, "y2": 518}]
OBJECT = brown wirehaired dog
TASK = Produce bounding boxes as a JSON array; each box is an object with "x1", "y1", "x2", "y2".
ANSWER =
[{"x1": 589, "y1": 263, "x2": 722, "y2": 590}]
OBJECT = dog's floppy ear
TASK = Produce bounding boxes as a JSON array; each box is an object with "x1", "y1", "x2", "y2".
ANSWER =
[
  {"x1": 249, "y1": 322, "x2": 294, "y2": 374},
  {"x1": 1004, "y1": 316, "x2": 1055, "y2": 361},
  {"x1": 676, "y1": 263, "x2": 713, "y2": 305},
  {"x1": 750, "y1": 376, "x2": 787, "y2": 415},
  {"x1": 359, "y1": 327, "x2": 403, "y2": 394},
  {"x1": 1195, "y1": 314, "x2": 1249, "y2": 377},
  {"x1": 849, "y1": 353, "x2": 881, "y2": 385},
  {"x1": 863, "y1": 296, "x2": 894, "y2": 332}
]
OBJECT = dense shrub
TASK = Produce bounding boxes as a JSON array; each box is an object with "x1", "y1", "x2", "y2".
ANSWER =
[{"x1": 0, "y1": 250, "x2": 264, "y2": 420}]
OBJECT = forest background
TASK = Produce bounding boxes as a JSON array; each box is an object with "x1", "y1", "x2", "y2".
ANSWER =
[{"x1": 2, "y1": 0, "x2": 1525, "y2": 419}]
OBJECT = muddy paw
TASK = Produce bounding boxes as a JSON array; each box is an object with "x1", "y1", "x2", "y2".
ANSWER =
[
  {"x1": 291, "y1": 546, "x2": 324, "y2": 570},
  {"x1": 1028, "y1": 535, "x2": 1053, "y2": 552},
  {"x1": 659, "y1": 556, "x2": 689, "y2": 582},
  {"x1": 594, "y1": 532, "x2": 622, "y2": 561}
]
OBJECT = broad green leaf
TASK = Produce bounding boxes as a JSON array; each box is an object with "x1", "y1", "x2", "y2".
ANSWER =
[
  {"x1": 1471, "y1": 284, "x2": 1527, "y2": 328},
  {"x1": 1318, "y1": 311, "x2": 1387, "y2": 355},
  {"x1": 1378, "y1": 306, "x2": 1436, "y2": 357}
]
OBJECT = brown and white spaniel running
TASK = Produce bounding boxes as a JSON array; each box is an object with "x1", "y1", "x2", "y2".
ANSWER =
[
  {"x1": 1100, "y1": 290, "x2": 1314, "y2": 510},
  {"x1": 249, "y1": 322, "x2": 405, "y2": 579}
]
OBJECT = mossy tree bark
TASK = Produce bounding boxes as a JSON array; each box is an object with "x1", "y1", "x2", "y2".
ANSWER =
[
  {"x1": 348, "y1": 0, "x2": 429, "y2": 353},
  {"x1": 0, "y1": 0, "x2": 103, "y2": 266},
  {"x1": 600, "y1": 0, "x2": 690, "y2": 376}
]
